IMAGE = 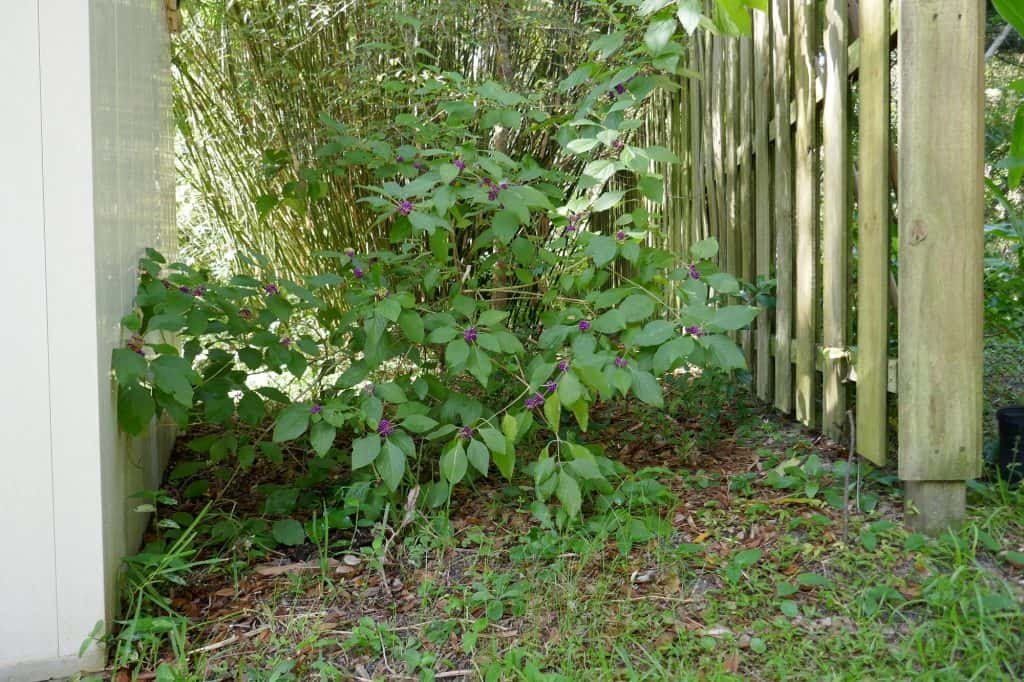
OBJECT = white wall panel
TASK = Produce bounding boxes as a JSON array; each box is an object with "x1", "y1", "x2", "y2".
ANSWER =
[
  {"x1": 0, "y1": 1, "x2": 61, "y2": 673},
  {"x1": 1, "y1": 0, "x2": 174, "y2": 678}
]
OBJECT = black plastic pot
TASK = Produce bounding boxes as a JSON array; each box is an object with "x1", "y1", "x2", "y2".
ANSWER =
[{"x1": 996, "y1": 406, "x2": 1024, "y2": 483}]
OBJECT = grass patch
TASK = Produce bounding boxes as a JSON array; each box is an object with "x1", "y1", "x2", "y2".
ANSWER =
[{"x1": 80, "y1": 380, "x2": 1024, "y2": 681}]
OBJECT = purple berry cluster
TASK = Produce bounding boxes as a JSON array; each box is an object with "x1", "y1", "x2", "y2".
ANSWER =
[{"x1": 127, "y1": 335, "x2": 145, "y2": 356}]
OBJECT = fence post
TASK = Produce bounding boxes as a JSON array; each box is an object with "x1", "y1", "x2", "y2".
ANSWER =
[{"x1": 898, "y1": 0, "x2": 984, "y2": 534}]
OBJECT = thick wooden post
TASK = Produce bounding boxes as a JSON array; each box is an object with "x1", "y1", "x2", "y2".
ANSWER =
[{"x1": 898, "y1": 0, "x2": 984, "y2": 534}]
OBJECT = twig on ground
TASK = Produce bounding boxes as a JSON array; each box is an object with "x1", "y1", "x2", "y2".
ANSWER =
[{"x1": 187, "y1": 624, "x2": 270, "y2": 655}]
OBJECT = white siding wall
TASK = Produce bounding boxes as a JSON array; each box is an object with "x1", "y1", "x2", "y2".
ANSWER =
[{"x1": 0, "y1": 1, "x2": 175, "y2": 679}]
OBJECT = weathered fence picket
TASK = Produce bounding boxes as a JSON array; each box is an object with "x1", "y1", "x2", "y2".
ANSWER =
[
  {"x1": 771, "y1": 0, "x2": 794, "y2": 415},
  {"x1": 753, "y1": 8, "x2": 773, "y2": 403},
  {"x1": 822, "y1": 0, "x2": 849, "y2": 441},
  {"x1": 855, "y1": 0, "x2": 890, "y2": 465},
  {"x1": 793, "y1": 0, "x2": 818, "y2": 428}
]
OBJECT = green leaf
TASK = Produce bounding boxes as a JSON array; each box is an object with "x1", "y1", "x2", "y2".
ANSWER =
[
  {"x1": 585, "y1": 235, "x2": 618, "y2": 267},
  {"x1": 427, "y1": 326, "x2": 460, "y2": 343},
  {"x1": 619, "y1": 293, "x2": 656, "y2": 323},
  {"x1": 592, "y1": 308, "x2": 627, "y2": 333},
  {"x1": 273, "y1": 404, "x2": 310, "y2": 442},
  {"x1": 492, "y1": 209, "x2": 521, "y2": 243},
  {"x1": 556, "y1": 372, "x2": 585, "y2": 407},
  {"x1": 644, "y1": 18, "x2": 677, "y2": 56},
  {"x1": 994, "y1": 0, "x2": 1024, "y2": 39},
  {"x1": 375, "y1": 382, "x2": 408, "y2": 404},
  {"x1": 592, "y1": 190, "x2": 625, "y2": 212},
  {"x1": 441, "y1": 441, "x2": 469, "y2": 485},
  {"x1": 796, "y1": 572, "x2": 832, "y2": 588},
  {"x1": 439, "y1": 163, "x2": 458, "y2": 184},
  {"x1": 501, "y1": 414, "x2": 519, "y2": 444},
  {"x1": 690, "y1": 237, "x2": 719, "y2": 260},
  {"x1": 567, "y1": 445, "x2": 603, "y2": 479},
  {"x1": 543, "y1": 393, "x2": 561, "y2": 430},
  {"x1": 733, "y1": 548, "x2": 763, "y2": 568},
  {"x1": 1009, "y1": 105, "x2": 1024, "y2": 189},
  {"x1": 776, "y1": 581, "x2": 799, "y2": 597},
  {"x1": 566, "y1": 137, "x2": 600, "y2": 154},
  {"x1": 589, "y1": 31, "x2": 626, "y2": 59},
  {"x1": 715, "y1": 0, "x2": 753, "y2": 36},
  {"x1": 121, "y1": 311, "x2": 142, "y2": 331},
  {"x1": 581, "y1": 159, "x2": 617, "y2": 185},
  {"x1": 272, "y1": 519, "x2": 306, "y2": 546},
  {"x1": 653, "y1": 336, "x2": 695, "y2": 374},
  {"x1": 151, "y1": 357, "x2": 193, "y2": 407},
  {"x1": 707, "y1": 272, "x2": 740, "y2": 294},
  {"x1": 352, "y1": 434, "x2": 382, "y2": 469},
  {"x1": 479, "y1": 427, "x2": 508, "y2": 456},
  {"x1": 468, "y1": 346, "x2": 493, "y2": 387},
  {"x1": 570, "y1": 399, "x2": 589, "y2": 431},
  {"x1": 112, "y1": 348, "x2": 148, "y2": 385},
  {"x1": 779, "y1": 600, "x2": 799, "y2": 618},
  {"x1": 639, "y1": 0, "x2": 674, "y2": 15},
  {"x1": 701, "y1": 334, "x2": 748, "y2": 370},
  {"x1": 634, "y1": 320, "x2": 677, "y2": 346},
  {"x1": 310, "y1": 421, "x2": 336, "y2": 456},
  {"x1": 117, "y1": 383, "x2": 155, "y2": 435},
  {"x1": 402, "y1": 414, "x2": 438, "y2": 433},
  {"x1": 492, "y1": 441, "x2": 515, "y2": 480},
  {"x1": 446, "y1": 339, "x2": 470, "y2": 367},
  {"x1": 556, "y1": 471, "x2": 582, "y2": 518},
  {"x1": 378, "y1": 441, "x2": 406, "y2": 491},
  {"x1": 467, "y1": 439, "x2": 490, "y2": 476},
  {"x1": 631, "y1": 371, "x2": 664, "y2": 408},
  {"x1": 710, "y1": 305, "x2": 758, "y2": 331},
  {"x1": 398, "y1": 310, "x2": 425, "y2": 343}
]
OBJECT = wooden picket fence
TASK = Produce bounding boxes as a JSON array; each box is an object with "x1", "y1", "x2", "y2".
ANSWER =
[
  {"x1": 596, "y1": 0, "x2": 984, "y2": 531},
  {"x1": 644, "y1": 0, "x2": 903, "y2": 466}
]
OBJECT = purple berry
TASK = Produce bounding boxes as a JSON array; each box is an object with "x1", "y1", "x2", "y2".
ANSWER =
[{"x1": 524, "y1": 394, "x2": 545, "y2": 410}]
